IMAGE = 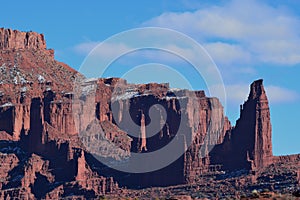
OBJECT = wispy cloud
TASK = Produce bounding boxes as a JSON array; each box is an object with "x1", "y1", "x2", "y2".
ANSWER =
[
  {"x1": 74, "y1": 0, "x2": 300, "y2": 71},
  {"x1": 265, "y1": 85, "x2": 299, "y2": 104},
  {"x1": 143, "y1": 0, "x2": 300, "y2": 66},
  {"x1": 224, "y1": 84, "x2": 299, "y2": 104},
  {"x1": 74, "y1": 42, "x2": 131, "y2": 58},
  {"x1": 74, "y1": 41, "x2": 98, "y2": 55},
  {"x1": 73, "y1": 41, "x2": 196, "y2": 66},
  {"x1": 204, "y1": 42, "x2": 251, "y2": 65}
]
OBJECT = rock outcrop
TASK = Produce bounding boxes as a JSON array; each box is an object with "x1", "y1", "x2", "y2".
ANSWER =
[
  {"x1": 210, "y1": 79, "x2": 273, "y2": 171},
  {"x1": 0, "y1": 28, "x2": 299, "y2": 198},
  {"x1": 0, "y1": 28, "x2": 46, "y2": 50},
  {"x1": 244, "y1": 79, "x2": 273, "y2": 169},
  {"x1": 0, "y1": 28, "x2": 119, "y2": 199}
]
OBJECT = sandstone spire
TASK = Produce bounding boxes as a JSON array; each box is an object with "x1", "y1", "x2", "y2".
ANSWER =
[
  {"x1": 139, "y1": 111, "x2": 147, "y2": 152},
  {"x1": 230, "y1": 79, "x2": 272, "y2": 170},
  {"x1": 250, "y1": 79, "x2": 272, "y2": 168}
]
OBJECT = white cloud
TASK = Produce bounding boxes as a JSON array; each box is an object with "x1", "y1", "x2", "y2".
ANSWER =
[
  {"x1": 204, "y1": 42, "x2": 251, "y2": 65},
  {"x1": 143, "y1": 0, "x2": 300, "y2": 66},
  {"x1": 74, "y1": 41, "x2": 98, "y2": 55},
  {"x1": 73, "y1": 41, "x2": 195, "y2": 66},
  {"x1": 253, "y1": 40, "x2": 300, "y2": 65},
  {"x1": 224, "y1": 84, "x2": 249, "y2": 104},
  {"x1": 224, "y1": 84, "x2": 299, "y2": 104},
  {"x1": 74, "y1": 42, "x2": 131, "y2": 58},
  {"x1": 265, "y1": 85, "x2": 299, "y2": 104}
]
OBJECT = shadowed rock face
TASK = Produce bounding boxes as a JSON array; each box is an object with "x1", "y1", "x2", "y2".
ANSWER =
[
  {"x1": 0, "y1": 28, "x2": 298, "y2": 198},
  {"x1": 236, "y1": 79, "x2": 272, "y2": 169},
  {"x1": 244, "y1": 79, "x2": 273, "y2": 169},
  {"x1": 210, "y1": 79, "x2": 273, "y2": 171}
]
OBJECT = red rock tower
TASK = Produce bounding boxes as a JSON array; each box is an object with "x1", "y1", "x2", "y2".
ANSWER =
[
  {"x1": 250, "y1": 79, "x2": 273, "y2": 168},
  {"x1": 227, "y1": 79, "x2": 273, "y2": 170}
]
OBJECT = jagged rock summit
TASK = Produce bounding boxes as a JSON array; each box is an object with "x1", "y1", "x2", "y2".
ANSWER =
[
  {"x1": 0, "y1": 28, "x2": 299, "y2": 199},
  {"x1": 0, "y1": 28, "x2": 46, "y2": 50},
  {"x1": 0, "y1": 29, "x2": 119, "y2": 199},
  {"x1": 0, "y1": 28, "x2": 77, "y2": 94},
  {"x1": 210, "y1": 79, "x2": 273, "y2": 171}
]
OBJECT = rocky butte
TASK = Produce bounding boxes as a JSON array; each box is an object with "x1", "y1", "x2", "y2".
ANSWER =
[{"x1": 0, "y1": 28, "x2": 299, "y2": 199}]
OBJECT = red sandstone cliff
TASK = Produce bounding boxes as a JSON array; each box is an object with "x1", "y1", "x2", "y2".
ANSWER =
[
  {"x1": 0, "y1": 28, "x2": 46, "y2": 50},
  {"x1": 210, "y1": 79, "x2": 273, "y2": 172},
  {"x1": 0, "y1": 28, "x2": 119, "y2": 199},
  {"x1": 233, "y1": 79, "x2": 273, "y2": 170},
  {"x1": 0, "y1": 28, "x2": 299, "y2": 198}
]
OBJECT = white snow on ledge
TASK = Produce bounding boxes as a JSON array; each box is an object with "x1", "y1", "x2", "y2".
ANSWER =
[
  {"x1": 38, "y1": 75, "x2": 45, "y2": 83},
  {"x1": 168, "y1": 88, "x2": 182, "y2": 92},
  {"x1": 111, "y1": 91, "x2": 139, "y2": 101},
  {"x1": 84, "y1": 78, "x2": 98, "y2": 83},
  {"x1": 0, "y1": 102, "x2": 13, "y2": 108}
]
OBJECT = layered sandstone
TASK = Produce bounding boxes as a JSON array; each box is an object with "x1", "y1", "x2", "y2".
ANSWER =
[
  {"x1": 0, "y1": 28, "x2": 299, "y2": 198},
  {"x1": 0, "y1": 28, "x2": 46, "y2": 50},
  {"x1": 232, "y1": 79, "x2": 273, "y2": 170},
  {"x1": 0, "y1": 28, "x2": 119, "y2": 199},
  {"x1": 210, "y1": 79, "x2": 273, "y2": 171}
]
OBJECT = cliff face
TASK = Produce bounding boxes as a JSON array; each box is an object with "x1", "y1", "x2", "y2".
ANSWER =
[
  {"x1": 249, "y1": 79, "x2": 273, "y2": 168},
  {"x1": 210, "y1": 79, "x2": 273, "y2": 171},
  {"x1": 232, "y1": 79, "x2": 272, "y2": 170},
  {"x1": 91, "y1": 81, "x2": 231, "y2": 186},
  {"x1": 0, "y1": 29, "x2": 119, "y2": 199},
  {"x1": 0, "y1": 28, "x2": 46, "y2": 50},
  {"x1": 0, "y1": 28, "x2": 298, "y2": 197}
]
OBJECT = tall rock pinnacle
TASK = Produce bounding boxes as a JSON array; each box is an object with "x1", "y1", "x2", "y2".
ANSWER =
[
  {"x1": 139, "y1": 112, "x2": 147, "y2": 152},
  {"x1": 230, "y1": 79, "x2": 273, "y2": 170},
  {"x1": 250, "y1": 79, "x2": 273, "y2": 168}
]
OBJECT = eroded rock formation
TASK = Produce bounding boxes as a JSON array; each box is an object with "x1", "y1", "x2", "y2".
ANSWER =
[
  {"x1": 0, "y1": 28, "x2": 119, "y2": 199},
  {"x1": 0, "y1": 28, "x2": 299, "y2": 199},
  {"x1": 0, "y1": 28, "x2": 46, "y2": 50},
  {"x1": 210, "y1": 79, "x2": 273, "y2": 171}
]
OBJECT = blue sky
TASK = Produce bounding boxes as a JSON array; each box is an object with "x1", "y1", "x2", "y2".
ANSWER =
[{"x1": 1, "y1": 0, "x2": 300, "y2": 155}]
